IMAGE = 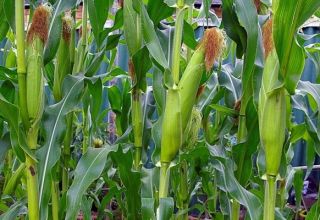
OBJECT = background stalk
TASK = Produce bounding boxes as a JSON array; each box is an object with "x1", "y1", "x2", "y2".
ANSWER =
[
  {"x1": 129, "y1": 0, "x2": 143, "y2": 171},
  {"x1": 132, "y1": 89, "x2": 143, "y2": 170},
  {"x1": 15, "y1": 0, "x2": 29, "y2": 129},
  {"x1": 186, "y1": 6, "x2": 193, "y2": 62},
  {"x1": 232, "y1": 95, "x2": 249, "y2": 220},
  {"x1": 74, "y1": 0, "x2": 88, "y2": 74},
  {"x1": 26, "y1": 129, "x2": 39, "y2": 220},
  {"x1": 263, "y1": 175, "x2": 276, "y2": 220},
  {"x1": 51, "y1": 181, "x2": 59, "y2": 220},
  {"x1": 177, "y1": 160, "x2": 188, "y2": 220},
  {"x1": 171, "y1": 7, "x2": 185, "y2": 84},
  {"x1": 159, "y1": 162, "x2": 170, "y2": 198},
  {"x1": 62, "y1": 114, "x2": 73, "y2": 193}
]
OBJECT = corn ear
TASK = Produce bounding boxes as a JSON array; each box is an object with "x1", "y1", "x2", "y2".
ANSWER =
[
  {"x1": 259, "y1": 19, "x2": 286, "y2": 177},
  {"x1": 26, "y1": 5, "x2": 51, "y2": 123},
  {"x1": 260, "y1": 87, "x2": 286, "y2": 176},
  {"x1": 53, "y1": 16, "x2": 72, "y2": 101},
  {"x1": 160, "y1": 88, "x2": 182, "y2": 163},
  {"x1": 179, "y1": 28, "x2": 225, "y2": 133},
  {"x1": 178, "y1": 47, "x2": 205, "y2": 133},
  {"x1": 26, "y1": 37, "x2": 45, "y2": 122}
]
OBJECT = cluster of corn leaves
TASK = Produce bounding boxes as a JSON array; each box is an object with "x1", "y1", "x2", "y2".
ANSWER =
[{"x1": 0, "y1": 0, "x2": 319, "y2": 219}]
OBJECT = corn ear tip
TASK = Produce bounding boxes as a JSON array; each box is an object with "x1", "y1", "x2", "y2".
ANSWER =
[
  {"x1": 62, "y1": 16, "x2": 73, "y2": 42},
  {"x1": 262, "y1": 19, "x2": 273, "y2": 58},
  {"x1": 27, "y1": 4, "x2": 52, "y2": 44},
  {"x1": 254, "y1": 0, "x2": 261, "y2": 12},
  {"x1": 201, "y1": 28, "x2": 226, "y2": 72},
  {"x1": 119, "y1": 0, "x2": 124, "y2": 8}
]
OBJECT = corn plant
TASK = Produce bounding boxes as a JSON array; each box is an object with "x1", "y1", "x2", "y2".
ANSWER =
[{"x1": 0, "y1": 0, "x2": 320, "y2": 220}]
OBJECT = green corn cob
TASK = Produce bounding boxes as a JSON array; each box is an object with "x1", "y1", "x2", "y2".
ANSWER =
[{"x1": 26, "y1": 5, "x2": 51, "y2": 124}]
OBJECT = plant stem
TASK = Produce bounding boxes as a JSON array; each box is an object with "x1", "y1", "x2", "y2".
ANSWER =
[
  {"x1": 263, "y1": 175, "x2": 276, "y2": 220},
  {"x1": 133, "y1": 147, "x2": 142, "y2": 170},
  {"x1": 186, "y1": 5, "x2": 193, "y2": 62},
  {"x1": 159, "y1": 162, "x2": 170, "y2": 198},
  {"x1": 51, "y1": 181, "x2": 59, "y2": 220},
  {"x1": 132, "y1": 89, "x2": 143, "y2": 170},
  {"x1": 171, "y1": 7, "x2": 185, "y2": 84},
  {"x1": 232, "y1": 94, "x2": 249, "y2": 220},
  {"x1": 25, "y1": 156, "x2": 39, "y2": 220},
  {"x1": 25, "y1": 128, "x2": 39, "y2": 220},
  {"x1": 212, "y1": 170, "x2": 218, "y2": 213},
  {"x1": 74, "y1": 0, "x2": 88, "y2": 73},
  {"x1": 82, "y1": 110, "x2": 89, "y2": 154},
  {"x1": 177, "y1": 0, "x2": 185, "y2": 8},
  {"x1": 177, "y1": 160, "x2": 188, "y2": 220},
  {"x1": 15, "y1": 0, "x2": 29, "y2": 129},
  {"x1": 231, "y1": 200, "x2": 240, "y2": 220},
  {"x1": 62, "y1": 113, "x2": 73, "y2": 193}
]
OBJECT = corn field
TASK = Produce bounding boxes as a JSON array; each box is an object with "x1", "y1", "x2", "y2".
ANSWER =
[{"x1": 0, "y1": 0, "x2": 320, "y2": 219}]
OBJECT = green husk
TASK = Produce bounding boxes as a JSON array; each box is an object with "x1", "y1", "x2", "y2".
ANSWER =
[
  {"x1": 259, "y1": 41, "x2": 286, "y2": 177},
  {"x1": 26, "y1": 37, "x2": 45, "y2": 124},
  {"x1": 53, "y1": 17, "x2": 72, "y2": 101},
  {"x1": 160, "y1": 88, "x2": 182, "y2": 163}
]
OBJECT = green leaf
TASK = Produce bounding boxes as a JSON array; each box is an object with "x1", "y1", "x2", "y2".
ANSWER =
[
  {"x1": 293, "y1": 169, "x2": 304, "y2": 211},
  {"x1": 292, "y1": 94, "x2": 320, "y2": 143},
  {"x1": 306, "y1": 200, "x2": 320, "y2": 220},
  {"x1": 107, "y1": 85, "x2": 122, "y2": 113},
  {"x1": 233, "y1": 0, "x2": 259, "y2": 95},
  {"x1": 141, "y1": 5, "x2": 169, "y2": 69},
  {"x1": 297, "y1": 81, "x2": 320, "y2": 111},
  {"x1": 147, "y1": 0, "x2": 174, "y2": 25},
  {"x1": 142, "y1": 198, "x2": 156, "y2": 220},
  {"x1": 84, "y1": 50, "x2": 106, "y2": 77},
  {"x1": 208, "y1": 104, "x2": 238, "y2": 116},
  {"x1": 44, "y1": 0, "x2": 79, "y2": 64},
  {"x1": 110, "y1": 147, "x2": 142, "y2": 220},
  {"x1": 273, "y1": 0, "x2": 320, "y2": 93},
  {"x1": 0, "y1": 66, "x2": 17, "y2": 82},
  {"x1": 222, "y1": 0, "x2": 247, "y2": 58},
  {"x1": 183, "y1": 21, "x2": 197, "y2": 50},
  {"x1": 0, "y1": 133, "x2": 10, "y2": 162},
  {"x1": 0, "y1": 198, "x2": 27, "y2": 220},
  {"x1": 0, "y1": 97, "x2": 35, "y2": 162},
  {"x1": 66, "y1": 146, "x2": 117, "y2": 220},
  {"x1": 123, "y1": 0, "x2": 141, "y2": 56},
  {"x1": 105, "y1": 34, "x2": 122, "y2": 51},
  {"x1": 209, "y1": 145, "x2": 263, "y2": 220},
  {"x1": 152, "y1": 67, "x2": 166, "y2": 115},
  {"x1": 0, "y1": 80, "x2": 15, "y2": 103},
  {"x1": 87, "y1": 79, "x2": 103, "y2": 131},
  {"x1": 3, "y1": 0, "x2": 14, "y2": 32},
  {"x1": 88, "y1": 0, "x2": 112, "y2": 47},
  {"x1": 132, "y1": 46, "x2": 152, "y2": 91},
  {"x1": 233, "y1": 98, "x2": 259, "y2": 185},
  {"x1": 158, "y1": 197, "x2": 174, "y2": 220},
  {"x1": 37, "y1": 75, "x2": 84, "y2": 219},
  {"x1": 0, "y1": 0, "x2": 9, "y2": 40}
]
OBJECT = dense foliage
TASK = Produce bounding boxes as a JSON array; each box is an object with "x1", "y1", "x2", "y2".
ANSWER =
[{"x1": 0, "y1": 0, "x2": 320, "y2": 219}]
